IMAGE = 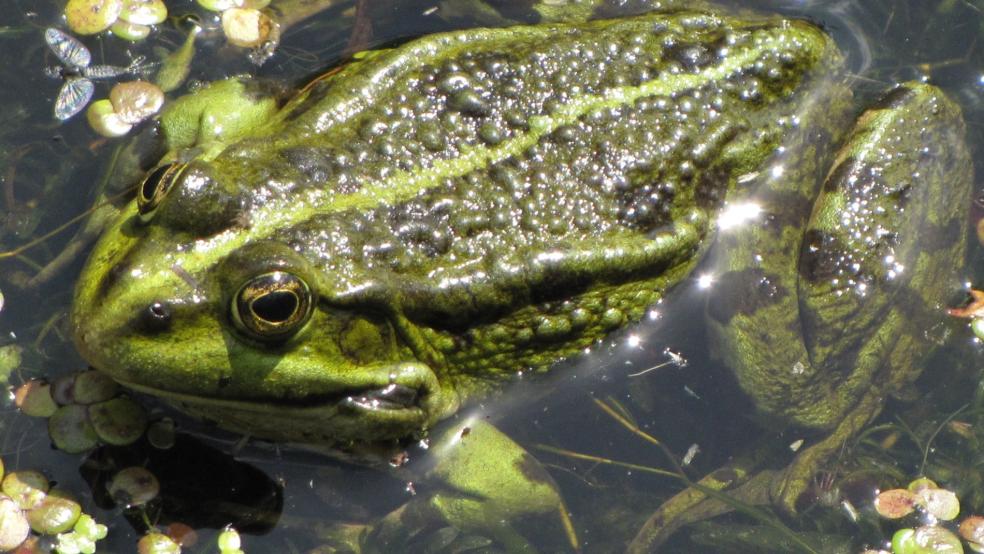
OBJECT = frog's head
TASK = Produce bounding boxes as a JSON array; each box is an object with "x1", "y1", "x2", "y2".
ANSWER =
[{"x1": 72, "y1": 157, "x2": 459, "y2": 447}]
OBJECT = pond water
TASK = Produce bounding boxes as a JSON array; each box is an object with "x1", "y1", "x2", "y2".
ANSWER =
[{"x1": 1, "y1": 0, "x2": 983, "y2": 552}]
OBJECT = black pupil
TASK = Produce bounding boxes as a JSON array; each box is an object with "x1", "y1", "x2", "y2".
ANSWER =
[
  {"x1": 149, "y1": 302, "x2": 169, "y2": 319},
  {"x1": 142, "y1": 165, "x2": 171, "y2": 201},
  {"x1": 251, "y1": 291, "x2": 298, "y2": 323}
]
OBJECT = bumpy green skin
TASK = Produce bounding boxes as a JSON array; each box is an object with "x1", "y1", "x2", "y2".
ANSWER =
[
  {"x1": 74, "y1": 9, "x2": 848, "y2": 447},
  {"x1": 71, "y1": 3, "x2": 971, "y2": 547}
]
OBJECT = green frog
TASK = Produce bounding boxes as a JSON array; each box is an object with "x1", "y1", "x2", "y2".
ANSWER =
[{"x1": 69, "y1": 0, "x2": 972, "y2": 549}]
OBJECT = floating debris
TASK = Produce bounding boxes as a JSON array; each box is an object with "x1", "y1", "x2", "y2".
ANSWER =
[
  {"x1": 27, "y1": 370, "x2": 149, "y2": 452},
  {"x1": 64, "y1": 0, "x2": 123, "y2": 35},
  {"x1": 89, "y1": 396, "x2": 149, "y2": 445},
  {"x1": 2, "y1": 471, "x2": 49, "y2": 510},
  {"x1": 108, "y1": 467, "x2": 159, "y2": 507},
  {"x1": 681, "y1": 443, "x2": 700, "y2": 466},
  {"x1": 949, "y1": 288, "x2": 984, "y2": 340},
  {"x1": 0, "y1": 495, "x2": 30, "y2": 551},
  {"x1": 44, "y1": 28, "x2": 143, "y2": 120},
  {"x1": 193, "y1": 0, "x2": 279, "y2": 60},
  {"x1": 146, "y1": 418, "x2": 176, "y2": 450},
  {"x1": 221, "y1": 8, "x2": 276, "y2": 48},
  {"x1": 196, "y1": 0, "x2": 240, "y2": 11},
  {"x1": 14, "y1": 380, "x2": 57, "y2": 418},
  {"x1": 961, "y1": 517, "x2": 984, "y2": 552},
  {"x1": 217, "y1": 527, "x2": 242, "y2": 553},
  {"x1": 49, "y1": 404, "x2": 100, "y2": 453},
  {"x1": 118, "y1": 0, "x2": 167, "y2": 26},
  {"x1": 87, "y1": 81, "x2": 163, "y2": 136},
  {"x1": 112, "y1": 0, "x2": 167, "y2": 41},
  {"x1": 109, "y1": 81, "x2": 164, "y2": 124},
  {"x1": 875, "y1": 488, "x2": 916, "y2": 519},
  {"x1": 155, "y1": 24, "x2": 200, "y2": 92},
  {"x1": 872, "y1": 476, "x2": 984, "y2": 551},
  {"x1": 71, "y1": 370, "x2": 119, "y2": 405},
  {"x1": 64, "y1": 0, "x2": 166, "y2": 38},
  {"x1": 56, "y1": 513, "x2": 109, "y2": 554},
  {"x1": 86, "y1": 98, "x2": 133, "y2": 137},
  {"x1": 50, "y1": 374, "x2": 77, "y2": 405},
  {"x1": 892, "y1": 525, "x2": 964, "y2": 553},
  {"x1": 137, "y1": 532, "x2": 182, "y2": 554},
  {"x1": 917, "y1": 487, "x2": 961, "y2": 521},
  {"x1": 0, "y1": 345, "x2": 21, "y2": 382},
  {"x1": 628, "y1": 347, "x2": 688, "y2": 377},
  {"x1": 112, "y1": 19, "x2": 153, "y2": 41},
  {"x1": 26, "y1": 489, "x2": 81, "y2": 535},
  {"x1": 165, "y1": 522, "x2": 197, "y2": 547},
  {"x1": 908, "y1": 477, "x2": 940, "y2": 493},
  {"x1": 197, "y1": 0, "x2": 270, "y2": 10},
  {"x1": 0, "y1": 454, "x2": 109, "y2": 553}
]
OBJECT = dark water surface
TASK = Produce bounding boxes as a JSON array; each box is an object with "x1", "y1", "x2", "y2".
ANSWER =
[{"x1": 1, "y1": 1, "x2": 984, "y2": 552}]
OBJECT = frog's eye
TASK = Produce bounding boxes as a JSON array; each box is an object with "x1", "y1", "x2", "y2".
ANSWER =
[
  {"x1": 232, "y1": 271, "x2": 314, "y2": 341},
  {"x1": 137, "y1": 162, "x2": 186, "y2": 222}
]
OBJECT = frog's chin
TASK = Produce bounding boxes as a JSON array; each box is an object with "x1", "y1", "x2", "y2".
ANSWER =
[{"x1": 114, "y1": 372, "x2": 458, "y2": 446}]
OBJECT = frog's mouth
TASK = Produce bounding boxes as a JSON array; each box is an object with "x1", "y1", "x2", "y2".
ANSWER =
[
  {"x1": 335, "y1": 383, "x2": 422, "y2": 412},
  {"x1": 119, "y1": 380, "x2": 433, "y2": 415},
  {"x1": 201, "y1": 382, "x2": 429, "y2": 413},
  {"x1": 112, "y1": 364, "x2": 456, "y2": 444}
]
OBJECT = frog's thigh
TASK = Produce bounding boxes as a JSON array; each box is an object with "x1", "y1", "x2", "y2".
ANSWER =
[
  {"x1": 777, "y1": 82, "x2": 971, "y2": 508},
  {"x1": 798, "y1": 81, "x2": 971, "y2": 382},
  {"x1": 643, "y1": 82, "x2": 972, "y2": 548},
  {"x1": 777, "y1": 83, "x2": 972, "y2": 498}
]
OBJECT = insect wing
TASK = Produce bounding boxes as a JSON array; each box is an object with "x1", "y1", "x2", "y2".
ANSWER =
[
  {"x1": 44, "y1": 28, "x2": 90, "y2": 69},
  {"x1": 54, "y1": 77, "x2": 94, "y2": 120}
]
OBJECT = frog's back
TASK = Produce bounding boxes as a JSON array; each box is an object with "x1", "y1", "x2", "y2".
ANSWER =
[{"x1": 193, "y1": 11, "x2": 850, "y2": 380}]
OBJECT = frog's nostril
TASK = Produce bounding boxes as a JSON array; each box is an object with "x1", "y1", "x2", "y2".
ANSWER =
[{"x1": 136, "y1": 301, "x2": 172, "y2": 333}]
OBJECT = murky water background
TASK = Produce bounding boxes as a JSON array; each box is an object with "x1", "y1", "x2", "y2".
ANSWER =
[{"x1": 1, "y1": 0, "x2": 983, "y2": 552}]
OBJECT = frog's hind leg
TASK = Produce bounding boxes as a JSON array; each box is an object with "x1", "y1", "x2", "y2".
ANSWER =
[
  {"x1": 633, "y1": 82, "x2": 972, "y2": 550},
  {"x1": 625, "y1": 389, "x2": 883, "y2": 551},
  {"x1": 772, "y1": 81, "x2": 972, "y2": 511},
  {"x1": 769, "y1": 387, "x2": 884, "y2": 514},
  {"x1": 627, "y1": 455, "x2": 778, "y2": 553}
]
